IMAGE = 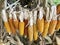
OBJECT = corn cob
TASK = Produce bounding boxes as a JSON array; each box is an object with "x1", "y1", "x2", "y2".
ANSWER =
[
  {"x1": 48, "y1": 6, "x2": 57, "y2": 35},
  {"x1": 19, "y1": 22, "x2": 24, "y2": 36},
  {"x1": 33, "y1": 10, "x2": 38, "y2": 40},
  {"x1": 24, "y1": 19, "x2": 28, "y2": 38},
  {"x1": 37, "y1": 18, "x2": 44, "y2": 33},
  {"x1": 37, "y1": 7, "x2": 44, "y2": 33},
  {"x1": 4, "y1": 22, "x2": 11, "y2": 33},
  {"x1": 28, "y1": 11, "x2": 33, "y2": 41},
  {"x1": 19, "y1": 11, "x2": 24, "y2": 36},
  {"x1": 28, "y1": 26, "x2": 33, "y2": 41},
  {"x1": 2, "y1": 10, "x2": 11, "y2": 34},
  {"x1": 33, "y1": 24, "x2": 38, "y2": 40},
  {"x1": 55, "y1": 20, "x2": 60, "y2": 30},
  {"x1": 13, "y1": 12, "x2": 19, "y2": 29},
  {"x1": 8, "y1": 19, "x2": 16, "y2": 34},
  {"x1": 48, "y1": 20, "x2": 57, "y2": 35},
  {"x1": 42, "y1": 21, "x2": 50, "y2": 37}
]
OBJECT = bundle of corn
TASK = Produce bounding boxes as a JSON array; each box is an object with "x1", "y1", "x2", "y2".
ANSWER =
[
  {"x1": 48, "y1": 6, "x2": 57, "y2": 35},
  {"x1": 33, "y1": 10, "x2": 38, "y2": 41},
  {"x1": 37, "y1": 7, "x2": 44, "y2": 33},
  {"x1": 42, "y1": 7, "x2": 50, "y2": 37},
  {"x1": 19, "y1": 11, "x2": 24, "y2": 36},
  {"x1": 28, "y1": 11, "x2": 33, "y2": 41},
  {"x1": 2, "y1": 10, "x2": 11, "y2": 34}
]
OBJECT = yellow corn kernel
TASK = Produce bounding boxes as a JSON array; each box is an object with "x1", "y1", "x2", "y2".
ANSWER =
[
  {"x1": 19, "y1": 22, "x2": 24, "y2": 36},
  {"x1": 4, "y1": 22, "x2": 11, "y2": 33},
  {"x1": 28, "y1": 26, "x2": 33, "y2": 41},
  {"x1": 42, "y1": 21, "x2": 50, "y2": 37},
  {"x1": 37, "y1": 18, "x2": 44, "y2": 33},
  {"x1": 9, "y1": 19, "x2": 16, "y2": 34},
  {"x1": 55, "y1": 20, "x2": 60, "y2": 30},
  {"x1": 48, "y1": 20, "x2": 57, "y2": 35},
  {"x1": 33, "y1": 24, "x2": 38, "y2": 41}
]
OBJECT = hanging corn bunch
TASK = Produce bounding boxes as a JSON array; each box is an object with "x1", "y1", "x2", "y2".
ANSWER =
[
  {"x1": 2, "y1": 10, "x2": 11, "y2": 34},
  {"x1": 19, "y1": 11, "x2": 24, "y2": 36},
  {"x1": 33, "y1": 10, "x2": 38, "y2": 41},
  {"x1": 37, "y1": 7, "x2": 44, "y2": 33},
  {"x1": 28, "y1": 11, "x2": 33, "y2": 41},
  {"x1": 13, "y1": 11, "x2": 19, "y2": 30},
  {"x1": 8, "y1": 11, "x2": 16, "y2": 34},
  {"x1": 42, "y1": 7, "x2": 50, "y2": 37},
  {"x1": 48, "y1": 6, "x2": 57, "y2": 35}
]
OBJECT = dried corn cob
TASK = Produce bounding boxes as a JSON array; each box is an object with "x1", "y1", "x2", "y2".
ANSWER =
[
  {"x1": 13, "y1": 12, "x2": 19, "y2": 29},
  {"x1": 33, "y1": 10, "x2": 38, "y2": 40},
  {"x1": 19, "y1": 11, "x2": 24, "y2": 36},
  {"x1": 28, "y1": 26, "x2": 33, "y2": 41},
  {"x1": 19, "y1": 22, "x2": 24, "y2": 36},
  {"x1": 28, "y1": 11, "x2": 33, "y2": 41},
  {"x1": 37, "y1": 18, "x2": 44, "y2": 33},
  {"x1": 48, "y1": 6, "x2": 57, "y2": 35},
  {"x1": 2, "y1": 10, "x2": 11, "y2": 34},
  {"x1": 33, "y1": 24, "x2": 38, "y2": 40},
  {"x1": 37, "y1": 7, "x2": 44, "y2": 33},
  {"x1": 48, "y1": 20, "x2": 57, "y2": 35},
  {"x1": 42, "y1": 21, "x2": 50, "y2": 37},
  {"x1": 4, "y1": 22, "x2": 11, "y2": 34},
  {"x1": 24, "y1": 19, "x2": 28, "y2": 38}
]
